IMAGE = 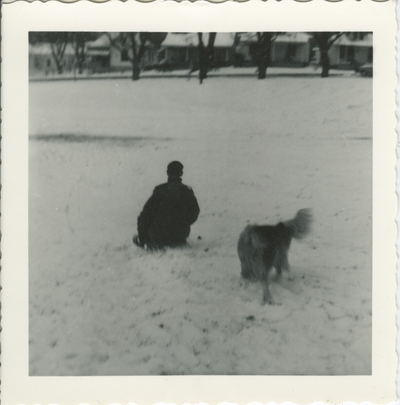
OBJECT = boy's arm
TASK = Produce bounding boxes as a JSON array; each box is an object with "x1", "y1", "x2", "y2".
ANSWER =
[{"x1": 137, "y1": 189, "x2": 159, "y2": 244}]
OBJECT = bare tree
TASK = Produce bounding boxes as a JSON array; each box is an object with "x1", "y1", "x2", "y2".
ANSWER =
[
  {"x1": 311, "y1": 32, "x2": 344, "y2": 77},
  {"x1": 198, "y1": 32, "x2": 217, "y2": 84},
  {"x1": 29, "y1": 32, "x2": 69, "y2": 74},
  {"x1": 48, "y1": 33, "x2": 69, "y2": 74},
  {"x1": 106, "y1": 32, "x2": 167, "y2": 80},
  {"x1": 70, "y1": 32, "x2": 99, "y2": 75},
  {"x1": 256, "y1": 32, "x2": 278, "y2": 79},
  {"x1": 236, "y1": 32, "x2": 279, "y2": 79}
]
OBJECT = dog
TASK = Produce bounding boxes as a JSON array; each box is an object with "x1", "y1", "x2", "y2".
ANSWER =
[{"x1": 237, "y1": 209, "x2": 312, "y2": 305}]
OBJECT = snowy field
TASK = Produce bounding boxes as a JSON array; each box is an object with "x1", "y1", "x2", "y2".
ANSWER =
[{"x1": 29, "y1": 76, "x2": 372, "y2": 376}]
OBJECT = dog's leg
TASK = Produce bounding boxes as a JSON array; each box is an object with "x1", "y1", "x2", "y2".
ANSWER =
[
  {"x1": 281, "y1": 251, "x2": 290, "y2": 272},
  {"x1": 274, "y1": 266, "x2": 283, "y2": 281},
  {"x1": 254, "y1": 261, "x2": 274, "y2": 305},
  {"x1": 274, "y1": 248, "x2": 290, "y2": 280},
  {"x1": 261, "y1": 281, "x2": 274, "y2": 305},
  {"x1": 240, "y1": 263, "x2": 253, "y2": 280},
  {"x1": 277, "y1": 251, "x2": 296, "y2": 283},
  {"x1": 238, "y1": 232, "x2": 256, "y2": 280}
]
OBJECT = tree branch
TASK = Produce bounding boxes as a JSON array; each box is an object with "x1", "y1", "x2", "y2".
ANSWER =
[{"x1": 327, "y1": 32, "x2": 344, "y2": 49}]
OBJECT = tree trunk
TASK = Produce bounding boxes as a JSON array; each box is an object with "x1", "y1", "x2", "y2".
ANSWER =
[
  {"x1": 55, "y1": 60, "x2": 63, "y2": 74},
  {"x1": 198, "y1": 32, "x2": 217, "y2": 84},
  {"x1": 198, "y1": 33, "x2": 207, "y2": 84},
  {"x1": 75, "y1": 47, "x2": 84, "y2": 74},
  {"x1": 132, "y1": 63, "x2": 140, "y2": 81},
  {"x1": 258, "y1": 57, "x2": 267, "y2": 79},
  {"x1": 73, "y1": 33, "x2": 85, "y2": 74},
  {"x1": 207, "y1": 32, "x2": 217, "y2": 68},
  {"x1": 50, "y1": 43, "x2": 66, "y2": 74},
  {"x1": 320, "y1": 47, "x2": 330, "y2": 77},
  {"x1": 130, "y1": 33, "x2": 140, "y2": 81},
  {"x1": 257, "y1": 32, "x2": 274, "y2": 80},
  {"x1": 313, "y1": 32, "x2": 343, "y2": 78},
  {"x1": 52, "y1": 54, "x2": 64, "y2": 74},
  {"x1": 77, "y1": 46, "x2": 85, "y2": 74}
]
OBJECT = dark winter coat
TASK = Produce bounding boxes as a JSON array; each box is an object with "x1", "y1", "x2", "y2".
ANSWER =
[{"x1": 137, "y1": 176, "x2": 200, "y2": 249}]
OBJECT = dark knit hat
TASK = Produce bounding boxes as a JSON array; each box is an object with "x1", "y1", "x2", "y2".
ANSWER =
[{"x1": 167, "y1": 161, "x2": 184, "y2": 176}]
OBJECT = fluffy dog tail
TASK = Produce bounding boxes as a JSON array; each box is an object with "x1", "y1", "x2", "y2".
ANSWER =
[{"x1": 283, "y1": 208, "x2": 313, "y2": 240}]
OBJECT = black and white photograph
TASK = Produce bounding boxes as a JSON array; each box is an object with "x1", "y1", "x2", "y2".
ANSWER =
[
  {"x1": 29, "y1": 30, "x2": 373, "y2": 376},
  {"x1": 2, "y1": 1, "x2": 397, "y2": 403}
]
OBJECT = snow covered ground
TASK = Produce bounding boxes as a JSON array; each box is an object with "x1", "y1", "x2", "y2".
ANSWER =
[
  {"x1": 29, "y1": 65, "x2": 356, "y2": 81},
  {"x1": 29, "y1": 76, "x2": 372, "y2": 376}
]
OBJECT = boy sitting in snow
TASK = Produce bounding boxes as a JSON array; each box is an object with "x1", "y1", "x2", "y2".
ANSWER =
[{"x1": 133, "y1": 161, "x2": 200, "y2": 251}]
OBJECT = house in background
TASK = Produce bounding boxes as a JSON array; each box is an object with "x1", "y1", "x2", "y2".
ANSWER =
[
  {"x1": 86, "y1": 32, "x2": 236, "y2": 72},
  {"x1": 328, "y1": 32, "x2": 373, "y2": 70},
  {"x1": 29, "y1": 32, "x2": 372, "y2": 76},
  {"x1": 272, "y1": 33, "x2": 311, "y2": 66},
  {"x1": 157, "y1": 33, "x2": 236, "y2": 70},
  {"x1": 86, "y1": 34, "x2": 133, "y2": 73},
  {"x1": 29, "y1": 43, "x2": 76, "y2": 76},
  {"x1": 86, "y1": 33, "x2": 162, "y2": 73},
  {"x1": 235, "y1": 32, "x2": 311, "y2": 67},
  {"x1": 85, "y1": 34, "x2": 112, "y2": 72}
]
